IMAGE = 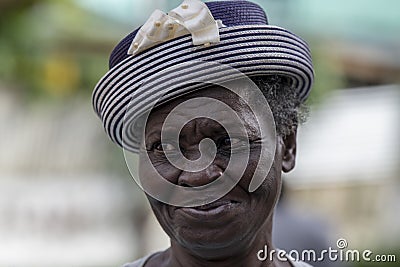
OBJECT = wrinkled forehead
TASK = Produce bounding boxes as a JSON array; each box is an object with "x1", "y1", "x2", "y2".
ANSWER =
[{"x1": 144, "y1": 84, "x2": 261, "y2": 137}]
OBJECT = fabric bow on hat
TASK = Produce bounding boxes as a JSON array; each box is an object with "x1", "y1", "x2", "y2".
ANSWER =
[{"x1": 128, "y1": 0, "x2": 223, "y2": 55}]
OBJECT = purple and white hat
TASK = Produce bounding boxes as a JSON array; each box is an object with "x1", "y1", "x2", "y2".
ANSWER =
[{"x1": 92, "y1": 0, "x2": 314, "y2": 152}]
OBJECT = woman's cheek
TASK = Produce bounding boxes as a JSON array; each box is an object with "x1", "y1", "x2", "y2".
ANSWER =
[{"x1": 139, "y1": 153, "x2": 181, "y2": 184}]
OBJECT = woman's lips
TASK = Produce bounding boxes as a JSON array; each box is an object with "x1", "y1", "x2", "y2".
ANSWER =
[
  {"x1": 176, "y1": 200, "x2": 240, "y2": 219},
  {"x1": 196, "y1": 200, "x2": 234, "y2": 210}
]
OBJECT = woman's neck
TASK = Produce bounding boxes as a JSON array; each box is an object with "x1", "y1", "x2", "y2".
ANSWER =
[{"x1": 150, "y1": 219, "x2": 292, "y2": 267}]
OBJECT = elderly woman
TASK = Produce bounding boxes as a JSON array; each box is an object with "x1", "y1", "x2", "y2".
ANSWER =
[{"x1": 93, "y1": 0, "x2": 314, "y2": 266}]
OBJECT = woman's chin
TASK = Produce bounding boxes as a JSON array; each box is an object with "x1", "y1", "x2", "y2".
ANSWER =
[
  {"x1": 171, "y1": 212, "x2": 250, "y2": 258},
  {"x1": 176, "y1": 232, "x2": 246, "y2": 260}
]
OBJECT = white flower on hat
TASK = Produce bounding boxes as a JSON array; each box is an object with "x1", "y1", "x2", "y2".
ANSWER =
[{"x1": 128, "y1": 0, "x2": 224, "y2": 55}]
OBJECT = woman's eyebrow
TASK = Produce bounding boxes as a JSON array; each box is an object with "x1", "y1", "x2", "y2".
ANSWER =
[
  {"x1": 145, "y1": 126, "x2": 179, "y2": 140},
  {"x1": 144, "y1": 130, "x2": 161, "y2": 142}
]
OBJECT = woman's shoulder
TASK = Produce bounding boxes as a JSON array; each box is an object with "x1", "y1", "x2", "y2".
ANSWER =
[
  {"x1": 283, "y1": 249, "x2": 313, "y2": 267},
  {"x1": 121, "y1": 252, "x2": 160, "y2": 267},
  {"x1": 289, "y1": 259, "x2": 314, "y2": 267},
  {"x1": 121, "y1": 257, "x2": 147, "y2": 267},
  {"x1": 122, "y1": 251, "x2": 313, "y2": 267}
]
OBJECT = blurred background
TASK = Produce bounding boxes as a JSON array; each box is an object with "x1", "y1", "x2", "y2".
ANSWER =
[{"x1": 0, "y1": 0, "x2": 399, "y2": 266}]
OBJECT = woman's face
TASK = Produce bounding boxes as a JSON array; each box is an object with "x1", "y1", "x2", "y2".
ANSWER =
[{"x1": 138, "y1": 85, "x2": 296, "y2": 259}]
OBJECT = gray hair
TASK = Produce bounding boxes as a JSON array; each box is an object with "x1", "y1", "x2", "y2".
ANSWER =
[{"x1": 251, "y1": 75, "x2": 309, "y2": 137}]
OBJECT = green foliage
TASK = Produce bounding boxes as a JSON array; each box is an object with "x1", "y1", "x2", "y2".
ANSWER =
[
  {"x1": 0, "y1": 0, "x2": 120, "y2": 100},
  {"x1": 305, "y1": 42, "x2": 346, "y2": 107}
]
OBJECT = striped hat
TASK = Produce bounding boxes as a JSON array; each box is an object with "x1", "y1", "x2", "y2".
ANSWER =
[{"x1": 92, "y1": 0, "x2": 314, "y2": 152}]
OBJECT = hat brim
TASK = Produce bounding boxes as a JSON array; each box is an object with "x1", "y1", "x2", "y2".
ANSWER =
[{"x1": 92, "y1": 25, "x2": 314, "y2": 152}]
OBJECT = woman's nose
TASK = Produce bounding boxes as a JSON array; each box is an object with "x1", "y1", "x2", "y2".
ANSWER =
[{"x1": 178, "y1": 164, "x2": 223, "y2": 187}]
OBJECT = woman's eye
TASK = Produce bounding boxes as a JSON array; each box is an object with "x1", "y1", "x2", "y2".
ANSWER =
[
  {"x1": 219, "y1": 137, "x2": 246, "y2": 148},
  {"x1": 230, "y1": 137, "x2": 244, "y2": 146},
  {"x1": 154, "y1": 142, "x2": 177, "y2": 152}
]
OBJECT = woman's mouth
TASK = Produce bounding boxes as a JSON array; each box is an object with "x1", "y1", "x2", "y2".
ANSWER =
[{"x1": 176, "y1": 199, "x2": 240, "y2": 219}]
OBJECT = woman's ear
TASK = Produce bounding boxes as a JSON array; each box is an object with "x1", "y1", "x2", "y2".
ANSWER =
[{"x1": 281, "y1": 129, "x2": 297, "y2": 173}]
